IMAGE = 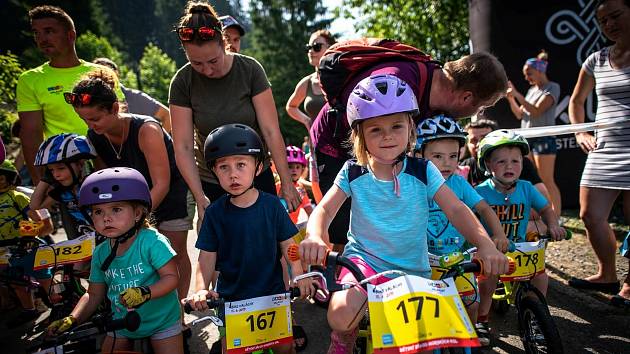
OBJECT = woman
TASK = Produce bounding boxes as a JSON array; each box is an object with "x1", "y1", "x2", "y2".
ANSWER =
[
  {"x1": 506, "y1": 50, "x2": 562, "y2": 215},
  {"x1": 67, "y1": 70, "x2": 193, "y2": 311},
  {"x1": 568, "y1": 0, "x2": 630, "y2": 306},
  {"x1": 286, "y1": 29, "x2": 335, "y2": 130},
  {"x1": 168, "y1": 2, "x2": 299, "y2": 227}
]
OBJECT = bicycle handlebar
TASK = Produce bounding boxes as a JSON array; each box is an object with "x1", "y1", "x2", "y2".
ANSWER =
[{"x1": 183, "y1": 288, "x2": 302, "y2": 314}]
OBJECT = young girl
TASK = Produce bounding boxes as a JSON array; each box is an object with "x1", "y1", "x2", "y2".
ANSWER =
[
  {"x1": 46, "y1": 167, "x2": 183, "y2": 354},
  {"x1": 299, "y1": 74, "x2": 509, "y2": 353},
  {"x1": 277, "y1": 145, "x2": 314, "y2": 224}
]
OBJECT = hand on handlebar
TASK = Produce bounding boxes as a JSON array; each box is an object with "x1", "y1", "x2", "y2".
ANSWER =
[
  {"x1": 476, "y1": 245, "x2": 510, "y2": 277},
  {"x1": 548, "y1": 225, "x2": 567, "y2": 241},
  {"x1": 184, "y1": 289, "x2": 220, "y2": 312},
  {"x1": 47, "y1": 315, "x2": 77, "y2": 336},
  {"x1": 492, "y1": 235, "x2": 510, "y2": 254},
  {"x1": 294, "y1": 276, "x2": 317, "y2": 299},
  {"x1": 298, "y1": 236, "x2": 329, "y2": 268}
]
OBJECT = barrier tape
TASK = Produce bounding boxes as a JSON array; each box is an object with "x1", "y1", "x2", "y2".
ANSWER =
[{"x1": 507, "y1": 117, "x2": 630, "y2": 138}]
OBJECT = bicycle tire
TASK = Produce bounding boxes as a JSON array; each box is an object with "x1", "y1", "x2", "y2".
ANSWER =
[
  {"x1": 492, "y1": 299, "x2": 510, "y2": 315},
  {"x1": 518, "y1": 296, "x2": 563, "y2": 354}
]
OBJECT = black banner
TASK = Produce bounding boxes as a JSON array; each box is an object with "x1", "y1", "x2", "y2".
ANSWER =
[{"x1": 469, "y1": 0, "x2": 608, "y2": 208}]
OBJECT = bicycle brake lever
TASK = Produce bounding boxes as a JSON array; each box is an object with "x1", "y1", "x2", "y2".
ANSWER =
[{"x1": 192, "y1": 315, "x2": 224, "y2": 327}]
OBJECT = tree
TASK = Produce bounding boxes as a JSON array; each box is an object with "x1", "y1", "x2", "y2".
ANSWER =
[
  {"x1": 75, "y1": 31, "x2": 138, "y2": 88},
  {"x1": 246, "y1": 0, "x2": 331, "y2": 145},
  {"x1": 0, "y1": 53, "x2": 23, "y2": 140},
  {"x1": 138, "y1": 43, "x2": 176, "y2": 104},
  {"x1": 339, "y1": 0, "x2": 469, "y2": 61}
]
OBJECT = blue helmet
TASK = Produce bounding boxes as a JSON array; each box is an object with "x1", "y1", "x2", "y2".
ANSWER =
[
  {"x1": 416, "y1": 115, "x2": 467, "y2": 152},
  {"x1": 34, "y1": 133, "x2": 97, "y2": 166}
]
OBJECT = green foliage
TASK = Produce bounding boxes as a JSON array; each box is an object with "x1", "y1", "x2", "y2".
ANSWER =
[
  {"x1": 340, "y1": 0, "x2": 469, "y2": 61},
  {"x1": 246, "y1": 0, "x2": 331, "y2": 145},
  {"x1": 138, "y1": 43, "x2": 176, "y2": 104},
  {"x1": 76, "y1": 31, "x2": 124, "y2": 64},
  {"x1": 0, "y1": 53, "x2": 24, "y2": 104},
  {"x1": 0, "y1": 109, "x2": 18, "y2": 145}
]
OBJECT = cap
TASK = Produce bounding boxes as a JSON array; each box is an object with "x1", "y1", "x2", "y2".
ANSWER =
[{"x1": 219, "y1": 15, "x2": 245, "y2": 36}]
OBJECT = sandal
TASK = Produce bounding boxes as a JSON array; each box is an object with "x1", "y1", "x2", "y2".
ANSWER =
[{"x1": 293, "y1": 325, "x2": 308, "y2": 352}]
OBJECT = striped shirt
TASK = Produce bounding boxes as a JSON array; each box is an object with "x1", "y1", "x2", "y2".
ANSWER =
[{"x1": 581, "y1": 47, "x2": 630, "y2": 190}]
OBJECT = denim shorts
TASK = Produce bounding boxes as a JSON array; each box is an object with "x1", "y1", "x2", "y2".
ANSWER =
[{"x1": 529, "y1": 136, "x2": 557, "y2": 155}]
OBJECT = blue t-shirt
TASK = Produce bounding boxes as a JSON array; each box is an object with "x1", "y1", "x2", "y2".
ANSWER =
[
  {"x1": 427, "y1": 174, "x2": 483, "y2": 255},
  {"x1": 475, "y1": 179, "x2": 548, "y2": 242},
  {"x1": 90, "y1": 228, "x2": 179, "y2": 339},
  {"x1": 196, "y1": 192, "x2": 298, "y2": 301},
  {"x1": 335, "y1": 157, "x2": 445, "y2": 277},
  {"x1": 50, "y1": 188, "x2": 94, "y2": 239}
]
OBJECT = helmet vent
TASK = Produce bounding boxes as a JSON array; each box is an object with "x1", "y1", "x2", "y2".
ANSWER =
[
  {"x1": 375, "y1": 82, "x2": 388, "y2": 95},
  {"x1": 92, "y1": 187, "x2": 100, "y2": 194},
  {"x1": 358, "y1": 93, "x2": 373, "y2": 102},
  {"x1": 112, "y1": 185, "x2": 120, "y2": 192},
  {"x1": 396, "y1": 87, "x2": 405, "y2": 96}
]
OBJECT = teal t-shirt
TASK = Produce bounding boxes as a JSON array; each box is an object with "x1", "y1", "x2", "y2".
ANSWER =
[
  {"x1": 89, "y1": 228, "x2": 179, "y2": 338},
  {"x1": 427, "y1": 174, "x2": 483, "y2": 255},
  {"x1": 475, "y1": 179, "x2": 548, "y2": 242}
]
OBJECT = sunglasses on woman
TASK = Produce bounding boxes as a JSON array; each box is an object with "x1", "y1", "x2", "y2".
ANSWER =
[
  {"x1": 177, "y1": 26, "x2": 221, "y2": 41},
  {"x1": 64, "y1": 92, "x2": 98, "y2": 106},
  {"x1": 305, "y1": 42, "x2": 325, "y2": 53}
]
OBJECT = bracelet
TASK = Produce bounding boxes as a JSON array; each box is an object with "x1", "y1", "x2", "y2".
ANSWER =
[{"x1": 39, "y1": 209, "x2": 51, "y2": 220}]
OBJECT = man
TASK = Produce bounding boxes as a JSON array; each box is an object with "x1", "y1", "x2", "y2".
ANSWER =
[
  {"x1": 219, "y1": 15, "x2": 245, "y2": 53},
  {"x1": 92, "y1": 57, "x2": 172, "y2": 133},
  {"x1": 16, "y1": 5, "x2": 123, "y2": 183}
]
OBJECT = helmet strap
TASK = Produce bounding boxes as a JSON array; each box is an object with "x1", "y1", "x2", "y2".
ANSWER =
[
  {"x1": 491, "y1": 176, "x2": 516, "y2": 193},
  {"x1": 99, "y1": 220, "x2": 143, "y2": 272},
  {"x1": 369, "y1": 153, "x2": 405, "y2": 197}
]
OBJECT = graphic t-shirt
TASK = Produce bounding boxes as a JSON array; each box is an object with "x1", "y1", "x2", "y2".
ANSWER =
[
  {"x1": 90, "y1": 228, "x2": 179, "y2": 338},
  {"x1": 0, "y1": 190, "x2": 30, "y2": 240},
  {"x1": 427, "y1": 174, "x2": 483, "y2": 254},
  {"x1": 335, "y1": 157, "x2": 445, "y2": 277},
  {"x1": 475, "y1": 179, "x2": 548, "y2": 242},
  {"x1": 17, "y1": 61, "x2": 124, "y2": 138}
]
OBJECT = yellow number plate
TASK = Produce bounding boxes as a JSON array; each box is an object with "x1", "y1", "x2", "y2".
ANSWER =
[
  {"x1": 368, "y1": 275, "x2": 479, "y2": 353},
  {"x1": 225, "y1": 293, "x2": 293, "y2": 353},
  {"x1": 501, "y1": 241, "x2": 546, "y2": 281},
  {"x1": 428, "y1": 254, "x2": 476, "y2": 296},
  {"x1": 33, "y1": 234, "x2": 95, "y2": 270}
]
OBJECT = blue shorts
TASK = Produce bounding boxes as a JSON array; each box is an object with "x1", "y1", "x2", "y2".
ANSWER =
[{"x1": 529, "y1": 136, "x2": 557, "y2": 155}]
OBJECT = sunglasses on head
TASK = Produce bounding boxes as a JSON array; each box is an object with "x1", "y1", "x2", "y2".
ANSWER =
[
  {"x1": 305, "y1": 42, "x2": 325, "y2": 53},
  {"x1": 177, "y1": 26, "x2": 221, "y2": 41},
  {"x1": 64, "y1": 92, "x2": 98, "y2": 106}
]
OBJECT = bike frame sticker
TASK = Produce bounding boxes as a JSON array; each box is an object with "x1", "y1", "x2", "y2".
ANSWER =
[
  {"x1": 225, "y1": 292, "x2": 293, "y2": 353},
  {"x1": 367, "y1": 275, "x2": 479, "y2": 353}
]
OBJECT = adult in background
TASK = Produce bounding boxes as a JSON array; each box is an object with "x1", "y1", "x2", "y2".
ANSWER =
[
  {"x1": 506, "y1": 50, "x2": 562, "y2": 215},
  {"x1": 92, "y1": 57, "x2": 172, "y2": 133},
  {"x1": 17, "y1": 5, "x2": 123, "y2": 184},
  {"x1": 310, "y1": 52, "x2": 509, "y2": 250},
  {"x1": 67, "y1": 70, "x2": 193, "y2": 311},
  {"x1": 169, "y1": 2, "x2": 300, "y2": 228},
  {"x1": 286, "y1": 30, "x2": 336, "y2": 130},
  {"x1": 219, "y1": 15, "x2": 245, "y2": 53},
  {"x1": 568, "y1": 0, "x2": 630, "y2": 304}
]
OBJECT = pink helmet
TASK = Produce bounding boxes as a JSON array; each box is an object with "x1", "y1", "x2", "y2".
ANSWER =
[{"x1": 286, "y1": 145, "x2": 307, "y2": 166}]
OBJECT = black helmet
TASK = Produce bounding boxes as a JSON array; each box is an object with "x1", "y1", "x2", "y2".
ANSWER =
[{"x1": 204, "y1": 124, "x2": 264, "y2": 168}]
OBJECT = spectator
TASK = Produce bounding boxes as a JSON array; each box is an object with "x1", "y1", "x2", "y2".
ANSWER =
[
  {"x1": 92, "y1": 57, "x2": 172, "y2": 133},
  {"x1": 16, "y1": 5, "x2": 122, "y2": 183},
  {"x1": 219, "y1": 15, "x2": 245, "y2": 53},
  {"x1": 506, "y1": 50, "x2": 562, "y2": 215}
]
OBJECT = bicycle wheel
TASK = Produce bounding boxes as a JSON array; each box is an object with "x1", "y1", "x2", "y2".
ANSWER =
[{"x1": 518, "y1": 296, "x2": 563, "y2": 354}]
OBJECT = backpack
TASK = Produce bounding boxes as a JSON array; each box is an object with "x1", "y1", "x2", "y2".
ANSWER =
[{"x1": 318, "y1": 38, "x2": 440, "y2": 115}]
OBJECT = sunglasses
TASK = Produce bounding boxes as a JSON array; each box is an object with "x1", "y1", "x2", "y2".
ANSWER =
[
  {"x1": 177, "y1": 26, "x2": 221, "y2": 41},
  {"x1": 64, "y1": 92, "x2": 97, "y2": 106},
  {"x1": 305, "y1": 42, "x2": 325, "y2": 53}
]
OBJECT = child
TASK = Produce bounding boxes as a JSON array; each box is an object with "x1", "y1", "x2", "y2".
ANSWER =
[
  {"x1": 30, "y1": 133, "x2": 97, "y2": 239},
  {"x1": 277, "y1": 145, "x2": 313, "y2": 224},
  {"x1": 0, "y1": 159, "x2": 54, "y2": 325},
  {"x1": 299, "y1": 74, "x2": 509, "y2": 353},
  {"x1": 417, "y1": 115, "x2": 509, "y2": 344},
  {"x1": 185, "y1": 123, "x2": 314, "y2": 354},
  {"x1": 474, "y1": 130, "x2": 566, "y2": 340},
  {"x1": 46, "y1": 167, "x2": 182, "y2": 354}
]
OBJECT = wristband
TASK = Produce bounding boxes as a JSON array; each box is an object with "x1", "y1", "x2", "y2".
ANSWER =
[{"x1": 39, "y1": 209, "x2": 51, "y2": 220}]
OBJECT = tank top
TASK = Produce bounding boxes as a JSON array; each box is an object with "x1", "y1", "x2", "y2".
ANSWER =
[
  {"x1": 88, "y1": 115, "x2": 189, "y2": 223},
  {"x1": 304, "y1": 74, "x2": 326, "y2": 119}
]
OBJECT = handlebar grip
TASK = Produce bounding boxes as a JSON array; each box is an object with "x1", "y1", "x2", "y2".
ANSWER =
[
  {"x1": 474, "y1": 256, "x2": 516, "y2": 277},
  {"x1": 184, "y1": 298, "x2": 224, "y2": 313},
  {"x1": 105, "y1": 311, "x2": 140, "y2": 332},
  {"x1": 565, "y1": 229, "x2": 572, "y2": 240},
  {"x1": 289, "y1": 287, "x2": 301, "y2": 299}
]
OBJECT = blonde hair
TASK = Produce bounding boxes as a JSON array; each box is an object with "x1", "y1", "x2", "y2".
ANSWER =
[{"x1": 350, "y1": 114, "x2": 417, "y2": 166}]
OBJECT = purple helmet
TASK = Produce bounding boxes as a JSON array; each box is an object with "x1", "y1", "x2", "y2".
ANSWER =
[
  {"x1": 346, "y1": 74, "x2": 419, "y2": 128},
  {"x1": 79, "y1": 167, "x2": 151, "y2": 208},
  {"x1": 286, "y1": 145, "x2": 307, "y2": 166}
]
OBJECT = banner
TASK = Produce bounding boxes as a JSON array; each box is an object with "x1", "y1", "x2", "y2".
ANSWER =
[{"x1": 469, "y1": 1, "x2": 608, "y2": 208}]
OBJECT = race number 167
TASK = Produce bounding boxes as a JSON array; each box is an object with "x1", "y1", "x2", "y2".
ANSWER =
[{"x1": 245, "y1": 311, "x2": 276, "y2": 332}]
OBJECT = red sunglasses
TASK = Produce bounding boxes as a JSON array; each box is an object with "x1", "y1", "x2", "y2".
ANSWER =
[
  {"x1": 64, "y1": 92, "x2": 95, "y2": 106},
  {"x1": 177, "y1": 26, "x2": 221, "y2": 41}
]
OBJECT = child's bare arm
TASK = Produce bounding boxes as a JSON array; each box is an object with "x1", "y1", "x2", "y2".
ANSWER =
[
  {"x1": 475, "y1": 200, "x2": 509, "y2": 253},
  {"x1": 30, "y1": 181, "x2": 55, "y2": 210},
  {"x1": 119, "y1": 259, "x2": 179, "y2": 309},
  {"x1": 280, "y1": 238, "x2": 314, "y2": 298},
  {"x1": 301, "y1": 186, "x2": 346, "y2": 265},
  {"x1": 539, "y1": 205, "x2": 566, "y2": 241}
]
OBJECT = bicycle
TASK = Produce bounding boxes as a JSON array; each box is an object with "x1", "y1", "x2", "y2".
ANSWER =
[
  {"x1": 491, "y1": 231, "x2": 572, "y2": 354},
  {"x1": 286, "y1": 245, "x2": 510, "y2": 354},
  {"x1": 31, "y1": 310, "x2": 141, "y2": 354}
]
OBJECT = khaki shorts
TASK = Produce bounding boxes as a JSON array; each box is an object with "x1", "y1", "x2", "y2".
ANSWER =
[{"x1": 156, "y1": 192, "x2": 195, "y2": 232}]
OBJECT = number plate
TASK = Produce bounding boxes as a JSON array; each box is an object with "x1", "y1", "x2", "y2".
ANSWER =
[
  {"x1": 501, "y1": 241, "x2": 546, "y2": 281},
  {"x1": 428, "y1": 254, "x2": 476, "y2": 296},
  {"x1": 33, "y1": 234, "x2": 95, "y2": 270},
  {"x1": 367, "y1": 275, "x2": 479, "y2": 353},
  {"x1": 225, "y1": 293, "x2": 293, "y2": 353}
]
